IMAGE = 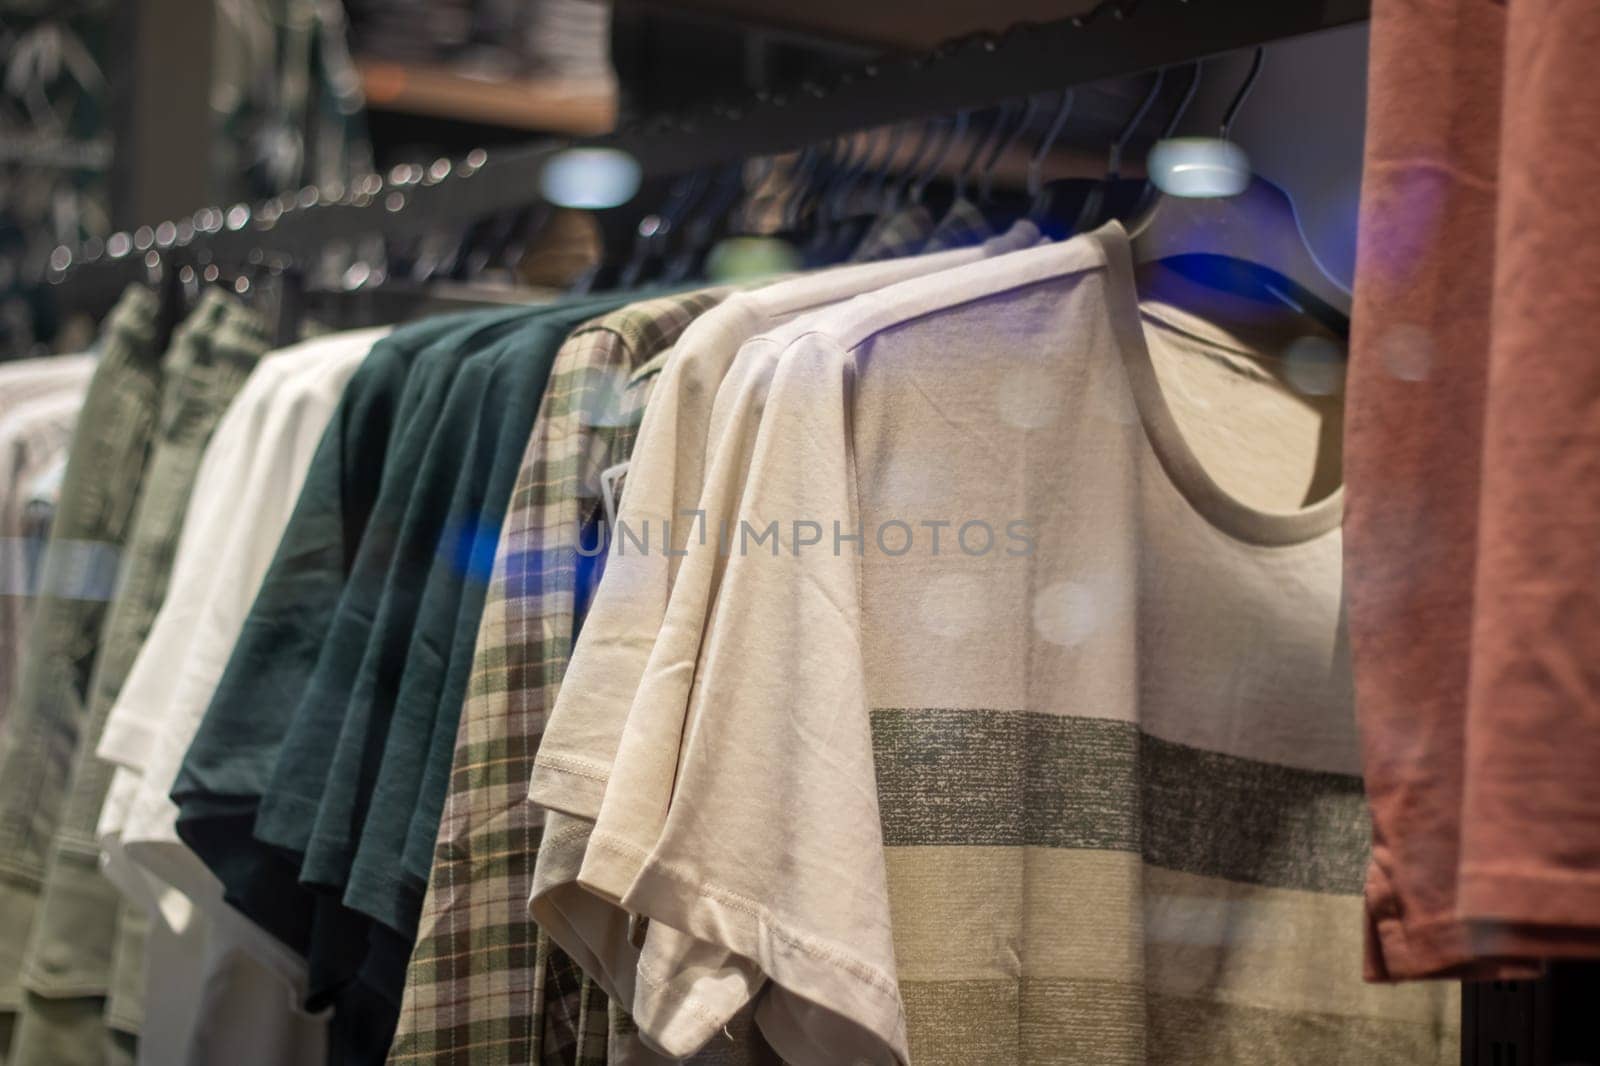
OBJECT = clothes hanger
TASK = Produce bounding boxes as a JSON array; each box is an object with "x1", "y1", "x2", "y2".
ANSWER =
[
  {"x1": 954, "y1": 103, "x2": 1012, "y2": 204},
  {"x1": 851, "y1": 116, "x2": 941, "y2": 262},
  {"x1": 1125, "y1": 48, "x2": 1352, "y2": 337},
  {"x1": 617, "y1": 170, "x2": 705, "y2": 290},
  {"x1": 883, "y1": 117, "x2": 939, "y2": 216},
  {"x1": 924, "y1": 108, "x2": 1002, "y2": 248},
  {"x1": 150, "y1": 248, "x2": 187, "y2": 350},
  {"x1": 266, "y1": 266, "x2": 306, "y2": 347},
  {"x1": 805, "y1": 133, "x2": 871, "y2": 264},
  {"x1": 775, "y1": 143, "x2": 823, "y2": 237},
  {"x1": 845, "y1": 123, "x2": 935, "y2": 262},
  {"x1": 909, "y1": 111, "x2": 967, "y2": 207},
  {"x1": 1025, "y1": 89, "x2": 1077, "y2": 225},
  {"x1": 973, "y1": 93, "x2": 1042, "y2": 234},
  {"x1": 665, "y1": 160, "x2": 745, "y2": 282},
  {"x1": 1070, "y1": 68, "x2": 1166, "y2": 235},
  {"x1": 855, "y1": 127, "x2": 900, "y2": 220},
  {"x1": 848, "y1": 117, "x2": 949, "y2": 261},
  {"x1": 980, "y1": 95, "x2": 1039, "y2": 206},
  {"x1": 1129, "y1": 61, "x2": 1201, "y2": 219}
]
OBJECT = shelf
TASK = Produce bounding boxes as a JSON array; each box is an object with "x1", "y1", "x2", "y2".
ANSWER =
[{"x1": 356, "y1": 57, "x2": 618, "y2": 135}]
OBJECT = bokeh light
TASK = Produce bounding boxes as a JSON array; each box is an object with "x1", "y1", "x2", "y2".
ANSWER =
[
  {"x1": 706, "y1": 237, "x2": 801, "y2": 281},
  {"x1": 540, "y1": 148, "x2": 643, "y2": 209},
  {"x1": 1148, "y1": 138, "x2": 1252, "y2": 199},
  {"x1": 1375, "y1": 322, "x2": 1434, "y2": 381},
  {"x1": 1283, "y1": 335, "x2": 1345, "y2": 396}
]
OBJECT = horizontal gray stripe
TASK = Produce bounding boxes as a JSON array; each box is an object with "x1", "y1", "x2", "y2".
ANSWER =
[
  {"x1": 900, "y1": 978, "x2": 1455, "y2": 1066},
  {"x1": 871, "y1": 708, "x2": 1368, "y2": 894}
]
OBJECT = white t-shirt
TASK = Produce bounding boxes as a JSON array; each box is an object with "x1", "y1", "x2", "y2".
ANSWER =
[
  {"x1": 526, "y1": 225, "x2": 1042, "y2": 1005},
  {"x1": 93, "y1": 328, "x2": 384, "y2": 1066},
  {"x1": 577, "y1": 224, "x2": 1456, "y2": 1064}
]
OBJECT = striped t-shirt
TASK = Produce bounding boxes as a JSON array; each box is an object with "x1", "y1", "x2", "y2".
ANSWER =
[{"x1": 591, "y1": 224, "x2": 1460, "y2": 1065}]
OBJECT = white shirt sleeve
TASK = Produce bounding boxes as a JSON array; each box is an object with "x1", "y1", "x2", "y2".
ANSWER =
[
  {"x1": 596, "y1": 332, "x2": 908, "y2": 1065},
  {"x1": 531, "y1": 334, "x2": 787, "y2": 1006}
]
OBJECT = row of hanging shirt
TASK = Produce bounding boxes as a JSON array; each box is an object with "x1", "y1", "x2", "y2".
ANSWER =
[{"x1": 0, "y1": 192, "x2": 1456, "y2": 1066}]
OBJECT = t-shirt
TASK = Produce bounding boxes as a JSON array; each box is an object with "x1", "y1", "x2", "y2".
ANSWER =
[
  {"x1": 253, "y1": 307, "x2": 549, "y2": 873},
  {"x1": 390, "y1": 291, "x2": 726, "y2": 1066},
  {"x1": 97, "y1": 330, "x2": 383, "y2": 913},
  {"x1": 302, "y1": 295, "x2": 629, "y2": 1009},
  {"x1": 583, "y1": 225, "x2": 1457, "y2": 1065},
  {"x1": 169, "y1": 311, "x2": 498, "y2": 973},
  {"x1": 528, "y1": 225, "x2": 1042, "y2": 1004},
  {"x1": 93, "y1": 328, "x2": 381, "y2": 1066},
  {"x1": 1346, "y1": 0, "x2": 1600, "y2": 981}
]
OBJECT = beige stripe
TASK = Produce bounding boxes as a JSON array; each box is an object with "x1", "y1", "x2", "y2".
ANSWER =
[
  {"x1": 900, "y1": 978, "x2": 1457, "y2": 1066},
  {"x1": 886, "y1": 846, "x2": 1458, "y2": 1027}
]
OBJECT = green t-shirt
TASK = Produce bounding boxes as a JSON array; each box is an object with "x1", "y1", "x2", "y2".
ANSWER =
[
  {"x1": 253, "y1": 305, "x2": 541, "y2": 863},
  {"x1": 176, "y1": 295, "x2": 634, "y2": 1049},
  {"x1": 350, "y1": 296, "x2": 636, "y2": 1005},
  {"x1": 170, "y1": 308, "x2": 522, "y2": 979}
]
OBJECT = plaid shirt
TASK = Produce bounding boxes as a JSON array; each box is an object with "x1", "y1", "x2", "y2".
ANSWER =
[{"x1": 389, "y1": 291, "x2": 724, "y2": 1066}]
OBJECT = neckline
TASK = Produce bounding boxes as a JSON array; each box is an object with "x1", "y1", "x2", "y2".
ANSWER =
[{"x1": 1089, "y1": 221, "x2": 1345, "y2": 547}]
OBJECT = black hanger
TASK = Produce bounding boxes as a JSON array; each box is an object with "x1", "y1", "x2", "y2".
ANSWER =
[
  {"x1": 774, "y1": 143, "x2": 824, "y2": 239},
  {"x1": 952, "y1": 104, "x2": 1009, "y2": 204},
  {"x1": 923, "y1": 107, "x2": 1004, "y2": 248},
  {"x1": 617, "y1": 170, "x2": 706, "y2": 290},
  {"x1": 882, "y1": 117, "x2": 939, "y2": 217},
  {"x1": 980, "y1": 96, "x2": 1038, "y2": 206},
  {"x1": 664, "y1": 160, "x2": 745, "y2": 283},
  {"x1": 1025, "y1": 89, "x2": 1078, "y2": 225},
  {"x1": 805, "y1": 134, "x2": 871, "y2": 265},
  {"x1": 854, "y1": 127, "x2": 901, "y2": 221},
  {"x1": 1071, "y1": 69, "x2": 1166, "y2": 235},
  {"x1": 909, "y1": 111, "x2": 967, "y2": 208},
  {"x1": 150, "y1": 249, "x2": 186, "y2": 351},
  {"x1": 266, "y1": 265, "x2": 305, "y2": 347},
  {"x1": 845, "y1": 116, "x2": 940, "y2": 264},
  {"x1": 1126, "y1": 48, "x2": 1352, "y2": 338},
  {"x1": 1129, "y1": 61, "x2": 1201, "y2": 219}
]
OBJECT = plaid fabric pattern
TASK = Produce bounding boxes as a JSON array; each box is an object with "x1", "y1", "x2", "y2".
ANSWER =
[
  {"x1": 389, "y1": 291, "x2": 723, "y2": 1066},
  {"x1": 849, "y1": 203, "x2": 935, "y2": 262},
  {"x1": 923, "y1": 196, "x2": 994, "y2": 253}
]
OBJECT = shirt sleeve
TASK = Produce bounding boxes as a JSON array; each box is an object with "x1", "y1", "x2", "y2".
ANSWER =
[
  {"x1": 593, "y1": 332, "x2": 908, "y2": 1066},
  {"x1": 526, "y1": 340, "x2": 736, "y2": 1006},
  {"x1": 529, "y1": 350, "x2": 706, "y2": 820},
  {"x1": 533, "y1": 332, "x2": 806, "y2": 1025}
]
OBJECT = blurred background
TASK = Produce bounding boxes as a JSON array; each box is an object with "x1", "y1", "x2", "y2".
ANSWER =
[{"x1": 0, "y1": 0, "x2": 1367, "y2": 359}]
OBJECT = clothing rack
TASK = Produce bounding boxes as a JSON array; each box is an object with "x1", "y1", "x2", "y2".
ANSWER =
[
  {"x1": 44, "y1": 0, "x2": 1367, "y2": 315},
  {"x1": 43, "y1": 1, "x2": 1597, "y2": 1061}
]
